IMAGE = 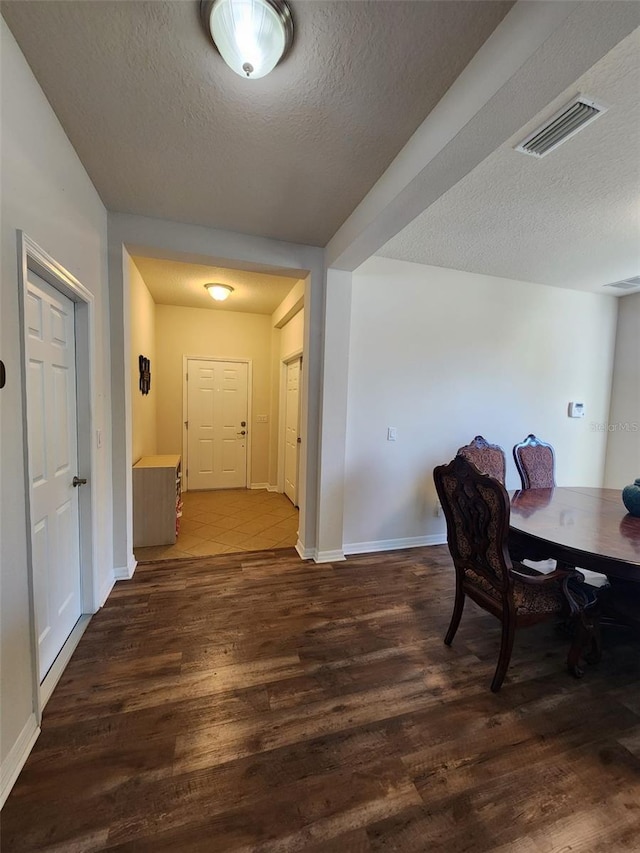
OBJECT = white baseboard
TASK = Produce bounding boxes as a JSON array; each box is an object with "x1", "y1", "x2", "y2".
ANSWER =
[
  {"x1": 344, "y1": 534, "x2": 447, "y2": 556},
  {"x1": 114, "y1": 554, "x2": 137, "y2": 581},
  {"x1": 0, "y1": 713, "x2": 40, "y2": 808},
  {"x1": 315, "y1": 549, "x2": 347, "y2": 563},
  {"x1": 267, "y1": 484, "x2": 279, "y2": 493},
  {"x1": 295, "y1": 539, "x2": 315, "y2": 560},
  {"x1": 40, "y1": 615, "x2": 91, "y2": 708},
  {"x1": 249, "y1": 482, "x2": 269, "y2": 490},
  {"x1": 99, "y1": 571, "x2": 115, "y2": 607},
  {"x1": 295, "y1": 536, "x2": 446, "y2": 562}
]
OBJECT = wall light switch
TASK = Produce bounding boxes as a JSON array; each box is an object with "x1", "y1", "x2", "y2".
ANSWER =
[{"x1": 387, "y1": 427, "x2": 397, "y2": 442}]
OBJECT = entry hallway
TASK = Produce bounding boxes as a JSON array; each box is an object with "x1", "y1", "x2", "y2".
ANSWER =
[
  {"x1": 3, "y1": 546, "x2": 640, "y2": 851},
  {"x1": 134, "y1": 489, "x2": 299, "y2": 562}
]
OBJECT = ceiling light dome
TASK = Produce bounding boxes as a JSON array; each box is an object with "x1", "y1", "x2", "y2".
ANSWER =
[
  {"x1": 201, "y1": 0, "x2": 293, "y2": 80},
  {"x1": 205, "y1": 283, "x2": 234, "y2": 301}
]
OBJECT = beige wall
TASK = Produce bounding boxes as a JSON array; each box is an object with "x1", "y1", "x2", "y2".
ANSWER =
[
  {"x1": 129, "y1": 255, "x2": 157, "y2": 463},
  {"x1": 344, "y1": 256, "x2": 618, "y2": 550},
  {"x1": 604, "y1": 292, "x2": 640, "y2": 488},
  {"x1": 155, "y1": 305, "x2": 272, "y2": 485}
]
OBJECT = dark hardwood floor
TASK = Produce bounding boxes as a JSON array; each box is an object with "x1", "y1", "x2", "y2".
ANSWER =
[{"x1": 3, "y1": 546, "x2": 640, "y2": 852}]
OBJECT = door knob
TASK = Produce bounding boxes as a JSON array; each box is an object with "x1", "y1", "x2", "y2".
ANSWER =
[
  {"x1": 72, "y1": 476, "x2": 87, "y2": 487},
  {"x1": 237, "y1": 430, "x2": 246, "y2": 436}
]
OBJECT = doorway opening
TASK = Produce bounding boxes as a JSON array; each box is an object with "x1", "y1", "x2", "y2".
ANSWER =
[{"x1": 127, "y1": 253, "x2": 305, "y2": 563}]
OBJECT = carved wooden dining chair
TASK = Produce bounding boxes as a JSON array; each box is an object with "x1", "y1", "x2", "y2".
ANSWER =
[
  {"x1": 457, "y1": 435, "x2": 506, "y2": 485},
  {"x1": 433, "y1": 455, "x2": 590, "y2": 691},
  {"x1": 513, "y1": 433, "x2": 608, "y2": 590},
  {"x1": 513, "y1": 433, "x2": 555, "y2": 489}
]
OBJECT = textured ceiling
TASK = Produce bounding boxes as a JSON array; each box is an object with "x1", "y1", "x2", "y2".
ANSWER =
[
  {"x1": 1, "y1": 0, "x2": 512, "y2": 247},
  {"x1": 131, "y1": 256, "x2": 300, "y2": 314},
  {"x1": 378, "y1": 29, "x2": 640, "y2": 294}
]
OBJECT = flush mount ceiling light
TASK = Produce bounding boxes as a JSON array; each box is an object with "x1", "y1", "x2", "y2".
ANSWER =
[
  {"x1": 205, "y1": 283, "x2": 234, "y2": 301},
  {"x1": 201, "y1": 0, "x2": 293, "y2": 79}
]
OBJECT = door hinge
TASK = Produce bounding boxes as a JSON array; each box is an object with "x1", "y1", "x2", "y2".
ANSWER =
[{"x1": 184, "y1": 421, "x2": 188, "y2": 430}]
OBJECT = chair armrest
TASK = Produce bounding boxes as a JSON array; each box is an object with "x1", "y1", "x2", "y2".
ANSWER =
[{"x1": 510, "y1": 563, "x2": 577, "y2": 585}]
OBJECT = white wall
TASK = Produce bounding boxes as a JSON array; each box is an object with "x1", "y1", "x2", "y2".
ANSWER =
[
  {"x1": 316, "y1": 269, "x2": 352, "y2": 560},
  {"x1": 0, "y1": 21, "x2": 112, "y2": 796},
  {"x1": 604, "y1": 292, "x2": 640, "y2": 488},
  {"x1": 154, "y1": 305, "x2": 272, "y2": 485},
  {"x1": 343, "y1": 256, "x2": 618, "y2": 551},
  {"x1": 129, "y1": 254, "x2": 157, "y2": 463}
]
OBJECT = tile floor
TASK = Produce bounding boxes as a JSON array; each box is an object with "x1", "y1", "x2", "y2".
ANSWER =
[{"x1": 134, "y1": 489, "x2": 299, "y2": 563}]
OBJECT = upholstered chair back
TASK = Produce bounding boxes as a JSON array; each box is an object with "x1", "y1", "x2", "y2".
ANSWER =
[
  {"x1": 434, "y1": 455, "x2": 512, "y2": 602},
  {"x1": 513, "y1": 434, "x2": 555, "y2": 490},
  {"x1": 456, "y1": 435, "x2": 506, "y2": 486}
]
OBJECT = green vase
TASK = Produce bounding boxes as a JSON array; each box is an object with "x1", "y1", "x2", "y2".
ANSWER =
[{"x1": 622, "y1": 478, "x2": 640, "y2": 517}]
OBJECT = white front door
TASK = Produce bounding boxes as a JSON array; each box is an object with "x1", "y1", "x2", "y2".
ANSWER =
[
  {"x1": 187, "y1": 359, "x2": 248, "y2": 490},
  {"x1": 25, "y1": 272, "x2": 82, "y2": 683},
  {"x1": 284, "y1": 358, "x2": 301, "y2": 506}
]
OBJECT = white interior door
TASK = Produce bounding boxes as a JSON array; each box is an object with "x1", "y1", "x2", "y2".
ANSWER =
[
  {"x1": 25, "y1": 272, "x2": 82, "y2": 683},
  {"x1": 187, "y1": 359, "x2": 248, "y2": 489},
  {"x1": 284, "y1": 358, "x2": 301, "y2": 506}
]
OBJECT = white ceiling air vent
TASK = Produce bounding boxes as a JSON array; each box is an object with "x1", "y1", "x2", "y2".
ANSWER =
[
  {"x1": 516, "y1": 96, "x2": 607, "y2": 158},
  {"x1": 603, "y1": 276, "x2": 640, "y2": 292}
]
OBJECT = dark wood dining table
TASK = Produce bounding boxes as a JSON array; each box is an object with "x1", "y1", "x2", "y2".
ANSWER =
[
  {"x1": 509, "y1": 486, "x2": 640, "y2": 582},
  {"x1": 510, "y1": 487, "x2": 640, "y2": 674}
]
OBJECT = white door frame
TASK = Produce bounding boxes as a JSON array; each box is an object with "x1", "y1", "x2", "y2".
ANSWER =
[
  {"x1": 182, "y1": 355, "x2": 253, "y2": 492},
  {"x1": 278, "y1": 349, "x2": 303, "y2": 495},
  {"x1": 17, "y1": 232, "x2": 98, "y2": 718}
]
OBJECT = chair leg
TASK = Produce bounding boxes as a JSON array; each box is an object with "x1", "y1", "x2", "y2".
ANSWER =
[
  {"x1": 444, "y1": 585, "x2": 465, "y2": 646},
  {"x1": 586, "y1": 616, "x2": 602, "y2": 665},
  {"x1": 568, "y1": 608, "x2": 602, "y2": 676},
  {"x1": 491, "y1": 618, "x2": 516, "y2": 693}
]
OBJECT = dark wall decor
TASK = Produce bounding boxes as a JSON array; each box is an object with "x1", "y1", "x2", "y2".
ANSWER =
[{"x1": 139, "y1": 355, "x2": 151, "y2": 395}]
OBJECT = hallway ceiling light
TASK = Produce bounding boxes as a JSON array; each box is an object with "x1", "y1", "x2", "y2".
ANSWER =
[
  {"x1": 201, "y1": 0, "x2": 293, "y2": 79},
  {"x1": 205, "y1": 283, "x2": 234, "y2": 301}
]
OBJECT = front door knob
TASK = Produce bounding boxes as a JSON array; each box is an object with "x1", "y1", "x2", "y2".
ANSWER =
[{"x1": 72, "y1": 476, "x2": 87, "y2": 487}]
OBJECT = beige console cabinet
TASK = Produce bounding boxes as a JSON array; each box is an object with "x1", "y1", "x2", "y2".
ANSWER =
[{"x1": 133, "y1": 455, "x2": 182, "y2": 547}]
